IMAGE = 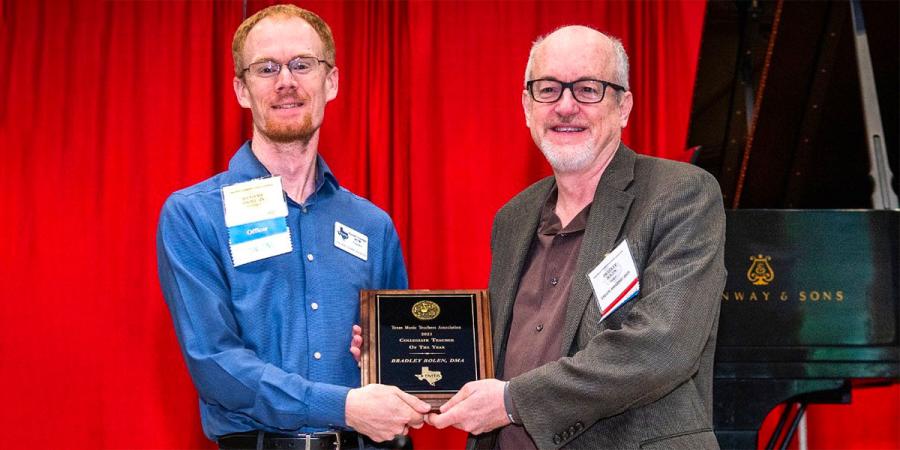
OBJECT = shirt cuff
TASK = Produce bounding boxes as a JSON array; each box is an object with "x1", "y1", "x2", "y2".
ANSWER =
[
  {"x1": 503, "y1": 381, "x2": 521, "y2": 424},
  {"x1": 307, "y1": 382, "x2": 352, "y2": 429}
]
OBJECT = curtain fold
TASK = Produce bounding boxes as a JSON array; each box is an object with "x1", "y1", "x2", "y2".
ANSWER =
[{"x1": 1, "y1": 1, "x2": 894, "y2": 449}]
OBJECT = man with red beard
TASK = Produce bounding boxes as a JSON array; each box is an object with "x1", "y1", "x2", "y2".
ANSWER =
[
  {"x1": 427, "y1": 26, "x2": 726, "y2": 449},
  {"x1": 156, "y1": 5, "x2": 428, "y2": 449}
]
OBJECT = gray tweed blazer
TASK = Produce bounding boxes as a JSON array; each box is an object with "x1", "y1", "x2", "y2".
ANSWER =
[{"x1": 471, "y1": 145, "x2": 725, "y2": 450}]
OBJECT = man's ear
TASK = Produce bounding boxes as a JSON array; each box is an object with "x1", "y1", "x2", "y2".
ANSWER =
[
  {"x1": 233, "y1": 76, "x2": 251, "y2": 109},
  {"x1": 325, "y1": 66, "x2": 339, "y2": 103},
  {"x1": 522, "y1": 90, "x2": 532, "y2": 129},
  {"x1": 618, "y1": 90, "x2": 633, "y2": 128}
]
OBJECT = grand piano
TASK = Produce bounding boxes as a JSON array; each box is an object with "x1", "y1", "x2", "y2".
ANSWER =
[{"x1": 686, "y1": 0, "x2": 899, "y2": 448}]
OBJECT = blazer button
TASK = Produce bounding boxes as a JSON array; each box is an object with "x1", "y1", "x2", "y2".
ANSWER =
[
  {"x1": 562, "y1": 430, "x2": 570, "y2": 439},
  {"x1": 568, "y1": 425, "x2": 576, "y2": 434},
  {"x1": 575, "y1": 421, "x2": 584, "y2": 431},
  {"x1": 553, "y1": 434, "x2": 562, "y2": 444}
]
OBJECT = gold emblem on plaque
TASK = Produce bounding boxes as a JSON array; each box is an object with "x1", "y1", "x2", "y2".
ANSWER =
[
  {"x1": 411, "y1": 300, "x2": 440, "y2": 320},
  {"x1": 415, "y1": 367, "x2": 443, "y2": 386},
  {"x1": 747, "y1": 254, "x2": 775, "y2": 286}
]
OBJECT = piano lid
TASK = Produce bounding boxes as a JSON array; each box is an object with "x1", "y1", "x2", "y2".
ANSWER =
[{"x1": 686, "y1": 0, "x2": 898, "y2": 209}]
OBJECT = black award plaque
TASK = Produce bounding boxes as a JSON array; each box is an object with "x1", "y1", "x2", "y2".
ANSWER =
[{"x1": 359, "y1": 290, "x2": 494, "y2": 411}]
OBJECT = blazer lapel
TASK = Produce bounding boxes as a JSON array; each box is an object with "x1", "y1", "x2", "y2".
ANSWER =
[
  {"x1": 559, "y1": 145, "x2": 636, "y2": 354},
  {"x1": 491, "y1": 179, "x2": 553, "y2": 370}
]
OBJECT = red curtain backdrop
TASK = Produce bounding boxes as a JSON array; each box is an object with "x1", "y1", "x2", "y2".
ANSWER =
[{"x1": 0, "y1": 0, "x2": 895, "y2": 449}]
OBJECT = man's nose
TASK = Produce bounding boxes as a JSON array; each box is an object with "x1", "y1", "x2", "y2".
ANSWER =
[
  {"x1": 274, "y1": 65, "x2": 298, "y2": 91},
  {"x1": 553, "y1": 88, "x2": 580, "y2": 116}
]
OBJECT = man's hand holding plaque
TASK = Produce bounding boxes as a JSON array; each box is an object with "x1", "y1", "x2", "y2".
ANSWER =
[
  {"x1": 345, "y1": 383, "x2": 430, "y2": 442},
  {"x1": 350, "y1": 324, "x2": 364, "y2": 365},
  {"x1": 425, "y1": 378, "x2": 511, "y2": 434}
]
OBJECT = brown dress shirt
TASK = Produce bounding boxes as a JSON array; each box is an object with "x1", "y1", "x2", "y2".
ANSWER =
[{"x1": 498, "y1": 188, "x2": 591, "y2": 450}]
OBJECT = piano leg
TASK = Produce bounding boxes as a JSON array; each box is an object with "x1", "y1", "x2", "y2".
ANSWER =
[
  {"x1": 764, "y1": 401, "x2": 807, "y2": 450},
  {"x1": 714, "y1": 379, "x2": 851, "y2": 450}
]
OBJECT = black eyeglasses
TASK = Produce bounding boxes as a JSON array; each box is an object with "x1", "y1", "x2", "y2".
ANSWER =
[
  {"x1": 242, "y1": 56, "x2": 333, "y2": 79},
  {"x1": 526, "y1": 78, "x2": 627, "y2": 104}
]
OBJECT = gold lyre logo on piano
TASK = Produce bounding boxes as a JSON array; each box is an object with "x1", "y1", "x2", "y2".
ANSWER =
[{"x1": 747, "y1": 255, "x2": 775, "y2": 286}]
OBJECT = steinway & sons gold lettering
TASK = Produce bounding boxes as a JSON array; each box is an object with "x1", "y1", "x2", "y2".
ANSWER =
[{"x1": 722, "y1": 289, "x2": 845, "y2": 303}]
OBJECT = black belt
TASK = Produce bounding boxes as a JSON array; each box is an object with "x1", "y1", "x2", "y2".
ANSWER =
[{"x1": 218, "y1": 431, "x2": 361, "y2": 450}]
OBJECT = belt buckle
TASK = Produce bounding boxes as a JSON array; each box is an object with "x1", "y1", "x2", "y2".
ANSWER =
[{"x1": 304, "y1": 431, "x2": 341, "y2": 450}]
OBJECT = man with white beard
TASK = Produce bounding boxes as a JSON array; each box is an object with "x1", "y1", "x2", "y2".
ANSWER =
[{"x1": 427, "y1": 25, "x2": 727, "y2": 449}]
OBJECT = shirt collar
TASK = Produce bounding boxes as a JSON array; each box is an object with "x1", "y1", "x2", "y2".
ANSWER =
[
  {"x1": 538, "y1": 185, "x2": 592, "y2": 236},
  {"x1": 228, "y1": 140, "x2": 341, "y2": 195}
]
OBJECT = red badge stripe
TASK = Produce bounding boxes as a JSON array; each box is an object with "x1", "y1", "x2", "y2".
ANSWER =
[{"x1": 602, "y1": 277, "x2": 639, "y2": 315}]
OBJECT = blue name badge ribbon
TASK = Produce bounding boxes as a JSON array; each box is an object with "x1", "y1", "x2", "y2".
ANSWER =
[{"x1": 222, "y1": 177, "x2": 292, "y2": 266}]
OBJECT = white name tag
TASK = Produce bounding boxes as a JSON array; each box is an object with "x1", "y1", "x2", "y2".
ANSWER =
[
  {"x1": 334, "y1": 221, "x2": 368, "y2": 261},
  {"x1": 222, "y1": 177, "x2": 292, "y2": 266},
  {"x1": 222, "y1": 177, "x2": 289, "y2": 227},
  {"x1": 587, "y1": 239, "x2": 640, "y2": 322}
]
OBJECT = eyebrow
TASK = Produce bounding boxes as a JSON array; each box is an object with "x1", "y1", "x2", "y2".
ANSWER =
[
  {"x1": 532, "y1": 76, "x2": 605, "y2": 83},
  {"x1": 249, "y1": 54, "x2": 317, "y2": 65}
]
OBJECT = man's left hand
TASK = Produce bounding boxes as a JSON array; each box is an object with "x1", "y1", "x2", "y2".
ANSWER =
[
  {"x1": 349, "y1": 324, "x2": 363, "y2": 364},
  {"x1": 426, "y1": 378, "x2": 510, "y2": 434}
]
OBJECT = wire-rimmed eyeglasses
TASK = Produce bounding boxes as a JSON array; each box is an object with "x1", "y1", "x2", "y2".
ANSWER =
[
  {"x1": 242, "y1": 56, "x2": 333, "y2": 79},
  {"x1": 526, "y1": 78, "x2": 627, "y2": 104}
]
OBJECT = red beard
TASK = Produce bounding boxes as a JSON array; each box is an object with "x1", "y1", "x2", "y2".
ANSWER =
[{"x1": 262, "y1": 110, "x2": 315, "y2": 145}]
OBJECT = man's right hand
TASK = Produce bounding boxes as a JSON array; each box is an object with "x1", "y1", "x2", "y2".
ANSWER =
[{"x1": 345, "y1": 384, "x2": 431, "y2": 442}]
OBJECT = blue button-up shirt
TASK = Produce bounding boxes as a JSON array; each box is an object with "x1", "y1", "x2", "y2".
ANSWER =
[{"x1": 157, "y1": 142, "x2": 407, "y2": 439}]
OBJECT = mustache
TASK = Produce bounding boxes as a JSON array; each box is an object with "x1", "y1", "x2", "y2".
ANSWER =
[{"x1": 274, "y1": 93, "x2": 310, "y2": 103}]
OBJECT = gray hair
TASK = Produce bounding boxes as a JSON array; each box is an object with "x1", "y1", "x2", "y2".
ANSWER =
[{"x1": 524, "y1": 26, "x2": 630, "y2": 92}]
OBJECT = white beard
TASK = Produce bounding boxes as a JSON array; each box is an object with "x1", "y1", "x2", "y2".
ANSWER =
[{"x1": 539, "y1": 138, "x2": 598, "y2": 173}]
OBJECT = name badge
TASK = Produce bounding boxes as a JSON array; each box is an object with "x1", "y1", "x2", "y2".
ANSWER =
[
  {"x1": 222, "y1": 177, "x2": 292, "y2": 266},
  {"x1": 587, "y1": 239, "x2": 640, "y2": 322},
  {"x1": 334, "y1": 221, "x2": 368, "y2": 261}
]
